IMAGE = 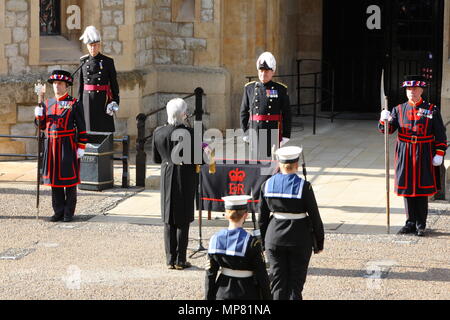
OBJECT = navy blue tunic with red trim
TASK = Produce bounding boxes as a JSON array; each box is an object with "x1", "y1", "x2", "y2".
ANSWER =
[
  {"x1": 378, "y1": 99, "x2": 447, "y2": 197},
  {"x1": 37, "y1": 94, "x2": 87, "y2": 188}
]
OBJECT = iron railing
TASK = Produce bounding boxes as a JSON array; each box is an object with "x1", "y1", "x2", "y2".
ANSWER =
[
  {"x1": 135, "y1": 87, "x2": 205, "y2": 187},
  {"x1": 246, "y1": 59, "x2": 336, "y2": 135}
]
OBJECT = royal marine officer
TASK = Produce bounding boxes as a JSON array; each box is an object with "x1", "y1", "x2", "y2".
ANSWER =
[
  {"x1": 205, "y1": 195, "x2": 271, "y2": 300},
  {"x1": 34, "y1": 70, "x2": 88, "y2": 222},
  {"x1": 78, "y1": 26, "x2": 120, "y2": 133},
  {"x1": 379, "y1": 75, "x2": 447, "y2": 236},
  {"x1": 240, "y1": 52, "x2": 292, "y2": 160},
  {"x1": 258, "y1": 146, "x2": 324, "y2": 300}
]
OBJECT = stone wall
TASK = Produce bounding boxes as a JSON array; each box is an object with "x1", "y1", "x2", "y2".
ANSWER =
[
  {"x1": 101, "y1": 0, "x2": 125, "y2": 56},
  {"x1": 0, "y1": 76, "x2": 42, "y2": 159},
  {"x1": 4, "y1": 0, "x2": 30, "y2": 75},
  {"x1": 151, "y1": 0, "x2": 207, "y2": 66}
]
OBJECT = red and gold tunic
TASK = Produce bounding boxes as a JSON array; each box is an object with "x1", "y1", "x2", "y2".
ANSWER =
[
  {"x1": 37, "y1": 93, "x2": 87, "y2": 187},
  {"x1": 378, "y1": 99, "x2": 447, "y2": 197}
]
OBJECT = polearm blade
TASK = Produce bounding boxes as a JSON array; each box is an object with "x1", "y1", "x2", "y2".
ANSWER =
[{"x1": 381, "y1": 70, "x2": 390, "y2": 234}]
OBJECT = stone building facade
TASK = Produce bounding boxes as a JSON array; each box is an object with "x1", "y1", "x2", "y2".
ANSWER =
[{"x1": 1, "y1": 0, "x2": 450, "y2": 159}]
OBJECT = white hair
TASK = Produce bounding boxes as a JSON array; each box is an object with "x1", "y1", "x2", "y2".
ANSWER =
[
  {"x1": 167, "y1": 98, "x2": 188, "y2": 126},
  {"x1": 80, "y1": 26, "x2": 101, "y2": 44},
  {"x1": 256, "y1": 51, "x2": 277, "y2": 72}
]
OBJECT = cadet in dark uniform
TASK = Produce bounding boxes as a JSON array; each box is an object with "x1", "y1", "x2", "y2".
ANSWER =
[
  {"x1": 34, "y1": 70, "x2": 88, "y2": 222},
  {"x1": 258, "y1": 146, "x2": 324, "y2": 300},
  {"x1": 240, "y1": 52, "x2": 291, "y2": 160},
  {"x1": 78, "y1": 26, "x2": 120, "y2": 133},
  {"x1": 379, "y1": 75, "x2": 447, "y2": 236},
  {"x1": 152, "y1": 98, "x2": 208, "y2": 270},
  {"x1": 206, "y1": 195, "x2": 271, "y2": 300}
]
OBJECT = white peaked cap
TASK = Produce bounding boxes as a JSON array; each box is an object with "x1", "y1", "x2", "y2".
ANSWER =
[
  {"x1": 222, "y1": 195, "x2": 252, "y2": 210},
  {"x1": 80, "y1": 26, "x2": 101, "y2": 44},
  {"x1": 275, "y1": 146, "x2": 303, "y2": 163},
  {"x1": 256, "y1": 51, "x2": 277, "y2": 71}
]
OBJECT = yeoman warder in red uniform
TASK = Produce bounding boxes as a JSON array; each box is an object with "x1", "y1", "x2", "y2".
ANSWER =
[
  {"x1": 379, "y1": 75, "x2": 447, "y2": 236},
  {"x1": 35, "y1": 70, "x2": 88, "y2": 222}
]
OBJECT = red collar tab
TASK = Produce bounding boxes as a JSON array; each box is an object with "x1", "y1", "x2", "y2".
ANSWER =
[
  {"x1": 56, "y1": 93, "x2": 69, "y2": 101},
  {"x1": 408, "y1": 98, "x2": 423, "y2": 107}
]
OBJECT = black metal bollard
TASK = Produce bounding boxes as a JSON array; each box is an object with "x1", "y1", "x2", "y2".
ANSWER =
[
  {"x1": 122, "y1": 135, "x2": 130, "y2": 188},
  {"x1": 136, "y1": 113, "x2": 147, "y2": 187},
  {"x1": 194, "y1": 87, "x2": 204, "y2": 121}
]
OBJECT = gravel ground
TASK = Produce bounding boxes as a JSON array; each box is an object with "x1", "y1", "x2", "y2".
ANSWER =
[{"x1": 0, "y1": 182, "x2": 449, "y2": 300}]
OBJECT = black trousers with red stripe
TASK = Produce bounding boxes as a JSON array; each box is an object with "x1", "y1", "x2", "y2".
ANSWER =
[
  {"x1": 51, "y1": 186, "x2": 77, "y2": 218},
  {"x1": 404, "y1": 196, "x2": 428, "y2": 230}
]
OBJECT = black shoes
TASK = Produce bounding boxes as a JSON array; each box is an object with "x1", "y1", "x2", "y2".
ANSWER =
[
  {"x1": 167, "y1": 261, "x2": 176, "y2": 270},
  {"x1": 50, "y1": 215, "x2": 64, "y2": 222},
  {"x1": 399, "y1": 225, "x2": 426, "y2": 236},
  {"x1": 50, "y1": 215, "x2": 73, "y2": 222},
  {"x1": 398, "y1": 225, "x2": 416, "y2": 234},
  {"x1": 175, "y1": 262, "x2": 192, "y2": 270},
  {"x1": 416, "y1": 228, "x2": 426, "y2": 237}
]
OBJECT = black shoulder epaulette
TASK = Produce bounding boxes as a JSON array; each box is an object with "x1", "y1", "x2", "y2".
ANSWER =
[
  {"x1": 245, "y1": 81, "x2": 256, "y2": 87},
  {"x1": 274, "y1": 81, "x2": 288, "y2": 89},
  {"x1": 80, "y1": 54, "x2": 89, "y2": 61}
]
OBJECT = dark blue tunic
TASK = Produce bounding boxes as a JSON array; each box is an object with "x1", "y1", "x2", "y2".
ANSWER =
[
  {"x1": 38, "y1": 94, "x2": 87, "y2": 188},
  {"x1": 378, "y1": 99, "x2": 447, "y2": 197}
]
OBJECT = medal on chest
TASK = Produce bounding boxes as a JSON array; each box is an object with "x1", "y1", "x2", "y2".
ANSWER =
[
  {"x1": 266, "y1": 89, "x2": 278, "y2": 98},
  {"x1": 417, "y1": 108, "x2": 433, "y2": 119},
  {"x1": 57, "y1": 101, "x2": 73, "y2": 110}
]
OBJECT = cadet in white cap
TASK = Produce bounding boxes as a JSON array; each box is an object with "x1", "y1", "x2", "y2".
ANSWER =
[
  {"x1": 205, "y1": 195, "x2": 271, "y2": 300},
  {"x1": 258, "y1": 146, "x2": 324, "y2": 300},
  {"x1": 77, "y1": 26, "x2": 120, "y2": 133},
  {"x1": 240, "y1": 51, "x2": 292, "y2": 160}
]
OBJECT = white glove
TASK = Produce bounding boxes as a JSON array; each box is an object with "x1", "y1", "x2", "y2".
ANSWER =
[
  {"x1": 106, "y1": 101, "x2": 119, "y2": 116},
  {"x1": 380, "y1": 110, "x2": 391, "y2": 121},
  {"x1": 34, "y1": 106, "x2": 44, "y2": 117},
  {"x1": 280, "y1": 137, "x2": 290, "y2": 147},
  {"x1": 243, "y1": 136, "x2": 250, "y2": 143},
  {"x1": 77, "y1": 148, "x2": 85, "y2": 159},
  {"x1": 432, "y1": 155, "x2": 443, "y2": 166}
]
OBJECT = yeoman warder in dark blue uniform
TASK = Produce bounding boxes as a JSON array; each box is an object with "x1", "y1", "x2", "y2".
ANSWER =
[
  {"x1": 78, "y1": 26, "x2": 120, "y2": 133},
  {"x1": 205, "y1": 195, "x2": 271, "y2": 300},
  {"x1": 379, "y1": 75, "x2": 447, "y2": 236},
  {"x1": 258, "y1": 146, "x2": 324, "y2": 300},
  {"x1": 34, "y1": 70, "x2": 87, "y2": 222}
]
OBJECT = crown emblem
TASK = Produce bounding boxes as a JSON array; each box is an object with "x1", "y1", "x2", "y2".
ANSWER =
[{"x1": 229, "y1": 168, "x2": 246, "y2": 182}]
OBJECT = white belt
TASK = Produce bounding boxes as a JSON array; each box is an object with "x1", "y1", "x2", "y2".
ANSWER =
[
  {"x1": 273, "y1": 212, "x2": 307, "y2": 220},
  {"x1": 221, "y1": 268, "x2": 254, "y2": 278}
]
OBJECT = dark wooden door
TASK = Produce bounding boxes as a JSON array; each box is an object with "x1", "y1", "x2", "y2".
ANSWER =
[
  {"x1": 386, "y1": 0, "x2": 443, "y2": 107},
  {"x1": 323, "y1": 0, "x2": 444, "y2": 113}
]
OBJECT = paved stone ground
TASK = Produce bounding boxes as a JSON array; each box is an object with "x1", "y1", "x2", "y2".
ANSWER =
[{"x1": 0, "y1": 181, "x2": 448, "y2": 300}]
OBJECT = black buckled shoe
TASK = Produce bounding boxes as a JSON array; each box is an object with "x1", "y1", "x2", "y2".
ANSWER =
[
  {"x1": 398, "y1": 225, "x2": 416, "y2": 234},
  {"x1": 416, "y1": 228, "x2": 426, "y2": 237},
  {"x1": 50, "y1": 215, "x2": 64, "y2": 222},
  {"x1": 175, "y1": 262, "x2": 192, "y2": 270}
]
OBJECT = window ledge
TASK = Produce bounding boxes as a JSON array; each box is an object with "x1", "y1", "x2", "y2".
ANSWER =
[{"x1": 39, "y1": 35, "x2": 83, "y2": 64}]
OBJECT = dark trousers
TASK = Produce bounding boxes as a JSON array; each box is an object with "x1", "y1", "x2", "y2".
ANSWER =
[
  {"x1": 51, "y1": 186, "x2": 77, "y2": 218},
  {"x1": 164, "y1": 223, "x2": 189, "y2": 265},
  {"x1": 266, "y1": 245, "x2": 312, "y2": 300},
  {"x1": 404, "y1": 196, "x2": 428, "y2": 230}
]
